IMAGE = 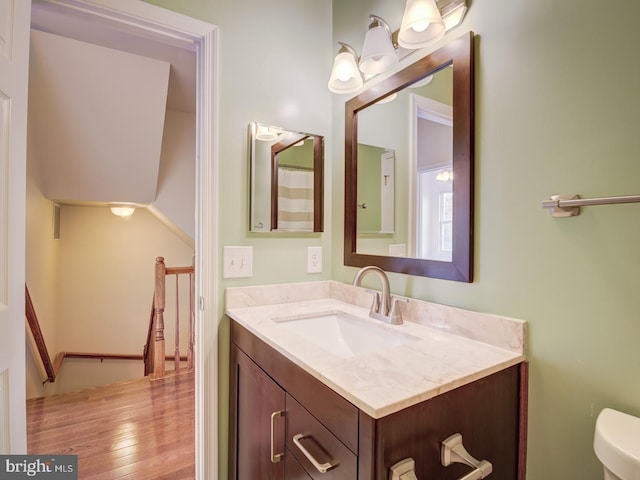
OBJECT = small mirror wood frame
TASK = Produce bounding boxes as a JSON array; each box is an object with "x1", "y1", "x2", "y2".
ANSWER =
[{"x1": 344, "y1": 32, "x2": 474, "y2": 281}]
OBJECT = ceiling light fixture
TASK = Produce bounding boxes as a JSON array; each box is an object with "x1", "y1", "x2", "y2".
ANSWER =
[
  {"x1": 436, "y1": 169, "x2": 453, "y2": 182},
  {"x1": 110, "y1": 204, "x2": 136, "y2": 217}
]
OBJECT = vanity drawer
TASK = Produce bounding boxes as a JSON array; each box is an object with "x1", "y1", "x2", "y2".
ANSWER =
[
  {"x1": 285, "y1": 451, "x2": 313, "y2": 479},
  {"x1": 286, "y1": 394, "x2": 357, "y2": 480}
]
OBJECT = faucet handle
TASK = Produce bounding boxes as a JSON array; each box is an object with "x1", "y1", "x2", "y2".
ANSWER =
[
  {"x1": 365, "y1": 289, "x2": 381, "y2": 316},
  {"x1": 389, "y1": 296, "x2": 409, "y2": 325}
]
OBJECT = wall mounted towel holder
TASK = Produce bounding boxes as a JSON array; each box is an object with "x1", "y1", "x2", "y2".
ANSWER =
[{"x1": 541, "y1": 193, "x2": 640, "y2": 218}]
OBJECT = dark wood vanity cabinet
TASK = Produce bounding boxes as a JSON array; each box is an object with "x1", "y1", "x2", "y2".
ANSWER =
[{"x1": 229, "y1": 320, "x2": 528, "y2": 480}]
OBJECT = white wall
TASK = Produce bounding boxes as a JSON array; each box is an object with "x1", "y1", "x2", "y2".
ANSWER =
[
  {"x1": 25, "y1": 159, "x2": 60, "y2": 399},
  {"x1": 28, "y1": 30, "x2": 170, "y2": 205},
  {"x1": 152, "y1": 109, "x2": 196, "y2": 242}
]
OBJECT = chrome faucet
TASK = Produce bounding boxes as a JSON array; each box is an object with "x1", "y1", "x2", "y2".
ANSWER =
[{"x1": 352, "y1": 266, "x2": 408, "y2": 325}]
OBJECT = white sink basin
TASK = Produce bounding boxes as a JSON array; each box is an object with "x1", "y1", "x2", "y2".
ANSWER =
[{"x1": 273, "y1": 310, "x2": 419, "y2": 358}]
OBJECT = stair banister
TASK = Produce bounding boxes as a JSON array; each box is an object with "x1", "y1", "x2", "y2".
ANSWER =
[
  {"x1": 144, "y1": 257, "x2": 195, "y2": 379},
  {"x1": 153, "y1": 256, "x2": 167, "y2": 378}
]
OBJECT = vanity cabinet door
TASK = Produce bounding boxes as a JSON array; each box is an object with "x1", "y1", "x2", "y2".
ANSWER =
[
  {"x1": 285, "y1": 452, "x2": 313, "y2": 480},
  {"x1": 232, "y1": 347, "x2": 286, "y2": 480}
]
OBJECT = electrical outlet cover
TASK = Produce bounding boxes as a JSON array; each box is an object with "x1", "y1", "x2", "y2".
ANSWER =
[{"x1": 307, "y1": 246, "x2": 322, "y2": 273}]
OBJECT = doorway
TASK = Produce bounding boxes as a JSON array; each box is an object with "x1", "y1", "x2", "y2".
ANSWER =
[{"x1": 26, "y1": 1, "x2": 218, "y2": 477}]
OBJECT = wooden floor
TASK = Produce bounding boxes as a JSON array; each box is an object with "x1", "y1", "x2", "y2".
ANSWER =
[{"x1": 27, "y1": 371, "x2": 195, "y2": 479}]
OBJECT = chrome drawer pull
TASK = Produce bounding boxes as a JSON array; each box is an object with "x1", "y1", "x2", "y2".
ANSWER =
[
  {"x1": 441, "y1": 433, "x2": 493, "y2": 480},
  {"x1": 270, "y1": 411, "x2": 284, "y2": 463},
  {"x1": 292, "y1": 433, "x2": 335, "y2": 473}
]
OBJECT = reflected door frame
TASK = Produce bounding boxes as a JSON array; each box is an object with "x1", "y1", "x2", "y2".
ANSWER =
[{"x1": 408, "y1": 93, "x2": 454, "y2": 258}]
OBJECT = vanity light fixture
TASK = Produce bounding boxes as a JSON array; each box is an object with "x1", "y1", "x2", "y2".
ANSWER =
[
  {"x1": 255, "y1": 125, "x2": 279, "y2": 141},
  {"x1": 375, "y1": 92, "x2": 398, "y2": 104},
  {"x1": 359, "y1": 15, "x2": 398, "y2": 75},
  {"x1": 110, "y1": 204, "x2": 136, "y2": 217},
  {"x1": 328, "y1": 0, "x2": 467, "y2": 94},
  {"x1": 398, "y1": 0, "x2": 445, "y2": 49},
  {"x1": 410, "y1": 74, "x2": 434, "y2": 88},
  {"x1": 328, "y1": 42, "x2": 363, "y2": 94}
]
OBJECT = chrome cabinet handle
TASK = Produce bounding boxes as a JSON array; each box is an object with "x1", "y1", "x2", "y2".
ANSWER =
[
  {"x1": 441, "y1": 433, "x2": 493, "y2": 480},
  {"x1": 270, "y1": 411, "x2": 284, "y2": 463},
  {"x1": 292, "y1": 433, "x2": 335, "y2": 473}
]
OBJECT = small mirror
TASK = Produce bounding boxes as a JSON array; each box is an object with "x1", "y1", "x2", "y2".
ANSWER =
[
  {"x1": 345, "y1": 32, "x2": 474, "y2": 281},
  {"x1": 249, "y1": 122, "x2": 324, "y2": 232}
]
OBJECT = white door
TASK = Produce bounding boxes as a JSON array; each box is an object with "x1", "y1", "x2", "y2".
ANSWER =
[{"x1": 0, "y1": 0, "x2": 31, "y2": 453}]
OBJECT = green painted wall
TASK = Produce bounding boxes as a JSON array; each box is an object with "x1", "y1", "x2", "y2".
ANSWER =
[
  {"x1": 332, "y1": 1, "x2": 640, "y2": 480},
  {"x1": 144, "y1": 1, "x2": 332, "y2": 478},
  {"x1": 357, "y1": 143, "x2": 384, "y2": 233},
  {"x1": 278, "y1": 139, "x2": 314, "y2": 169},
  {"x1": 146, "y1": 1, "x2": 640, "y2": 479}
]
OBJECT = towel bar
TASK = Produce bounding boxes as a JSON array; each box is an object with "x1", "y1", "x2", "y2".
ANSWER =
[{"x1": 541, "y1": 194, "x2": 640, "y2": 217}]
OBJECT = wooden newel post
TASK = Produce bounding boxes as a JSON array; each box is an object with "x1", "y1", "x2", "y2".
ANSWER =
[{"x1": 153, "y1": 257, "x2": 166, "y2": 378}]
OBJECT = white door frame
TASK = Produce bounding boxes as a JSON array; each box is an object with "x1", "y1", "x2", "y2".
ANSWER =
[
  {"x1": 2, "y1": 0, "x2": 32, "y2": 455},
  {"x1": 31, "y1": 1, "x2": 219, "y2": 478},
  {"x1": 408, "y1": 93, "x2": 452, "y2": 259}
]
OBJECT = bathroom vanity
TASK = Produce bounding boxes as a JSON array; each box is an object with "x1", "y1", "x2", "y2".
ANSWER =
[{"x1": 226, "y1": 282, "x2": 527, "y2": 480}]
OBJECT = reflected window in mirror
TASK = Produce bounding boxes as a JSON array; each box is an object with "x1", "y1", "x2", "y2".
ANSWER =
[
  {"x1": 249, "y1": 122, "x2": 324, "y2": 233},
  {"x1": 344, "y1": 32, "x2": 474, "y2": 281}
]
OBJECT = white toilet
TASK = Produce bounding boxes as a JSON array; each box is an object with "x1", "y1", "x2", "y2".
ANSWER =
[{"x1": 594, "y1": 408, "x2": 640, "y2": 480}]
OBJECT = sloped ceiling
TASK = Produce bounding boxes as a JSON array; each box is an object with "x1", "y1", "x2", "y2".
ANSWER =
[{"x1": 28, "y1": 29, "x2": 170, "y2": 204}]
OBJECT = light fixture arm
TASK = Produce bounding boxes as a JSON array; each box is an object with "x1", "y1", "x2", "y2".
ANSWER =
[
  {"x1": 368, "y1": 15, "x2": 398, "y2": 50},
  {"x1": 338, "y1": 42, "x2": 359, "y2": 60}
]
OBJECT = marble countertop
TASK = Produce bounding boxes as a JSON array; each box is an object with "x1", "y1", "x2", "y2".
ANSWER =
[{"x1": 226, "y1": 281, "x2": 526, "y2": 419}]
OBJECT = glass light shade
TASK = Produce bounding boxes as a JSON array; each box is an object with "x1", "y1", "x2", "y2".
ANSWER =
[
  {"x1": 375, "y1": 92, "x2": 398, "y2": 105},
  {"x1": 110, "y1": 206, "x2": 136, "y2": 217},
  {"x1": 255, "y1": 125, "x2": 278, "y2": 141},
  {"x1": 328, "y1": 49, "x2": 363, "y2": 94},
  {"x1": 359, "y1": 25, "x2": 398, "y2": 74},
  {"x1": 410, "y1": 74, "x2": 434, "y2": 88},
  {"x1": 398, "y1": 0, "x2": 446, "y2": 49}
]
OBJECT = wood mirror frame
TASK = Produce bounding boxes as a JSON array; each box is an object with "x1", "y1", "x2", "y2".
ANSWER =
[{"x1": 344, "y1": 32, "x2": 474, "y2": 281}]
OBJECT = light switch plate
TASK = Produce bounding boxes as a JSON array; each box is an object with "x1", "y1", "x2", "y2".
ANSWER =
[
  {"x1": 223, "y1": 246, "x2": 253, "y2": 278},
  {"x1": 307, "y1": 246, "x2": 322, "y2": 273}
]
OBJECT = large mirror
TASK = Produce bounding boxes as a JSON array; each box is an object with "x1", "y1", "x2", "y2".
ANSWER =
[
  {"x1": 249, "y1": 122, "x2": 324, "y2": 232},
  {"x1": 345, "y1": 32, "x2": 474, "y2": 281}
]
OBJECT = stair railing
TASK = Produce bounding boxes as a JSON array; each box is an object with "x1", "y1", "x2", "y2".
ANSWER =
[
  {"x1": 144, "y1": 257, "x2": 195, "y2": 379},
  {"x1": 27, "y1": 283, "x2": 191, "y2": 384},
  {"x1": 25, "y1": 285, "x2": 57, "y2": 383}
]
